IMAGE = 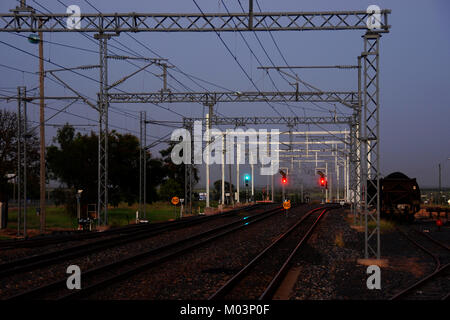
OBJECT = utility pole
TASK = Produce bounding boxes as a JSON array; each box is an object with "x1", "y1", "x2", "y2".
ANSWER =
[
  {"x1": 143, "y1": 112, "x2": 147, "y2": 219},
  {"x1": 139, "y1": 111, "x2": 143, "y2": 219},
  {"x1": 184, "y1": 121, "x2": 194, "y2": 215},
  {"x1": 228, "y1": 162, "x2": 234, "y2": 206},
  {"x1": 205, "y1": 104, "x2": 213, "y2": 209},
  {"x1": 17, "y1": 86, "x2": 28, "y2": 237},
  {"x1": 329, "y1": 168, "x2": 333, "y2": 202},
  {"x1": 336, "y1": 145, "x2": 339, "y2": 201},
  {"x1": 39, "y1": 26, "x2": 46, "y2": 233},
  {"x1": 236, "y1": 146, "x2": 240, "y2": 204},
  {"x1": 301, "y1": 183, "x2": 304, "y2": 203},
  {"x1": 271, "y1": 172, "x2": 274, "y2": 202},
  {"x1": 325, "y1": 162, "x2": 328, "y2": 202},
  {"x1": 267, "y1": 133, "x2": 274, "y2": 202},
  {"x1": 266, "y1": 135, "x2": 269, "y2": 201},
  {"x1": 139, "y1": 111, "x2": 148, "y2": 219},
  {"x1": 221, "y1": 134, "x2": 225, "y2": 205},
  {"x1": 17, "y1": 87, "x2": 22, "y2": 236},
  {"x1": 439, "y1": 163, "x2": 441, "y2": 205},
  {"x1": 251, "y1": 163, "x2": 254, "y2": 202}
]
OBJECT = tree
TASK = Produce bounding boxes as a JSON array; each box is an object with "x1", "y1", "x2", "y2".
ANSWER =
[
  {"x1": 213, "y1": 180, "x2": 235, "y2": 201},
  {"x1": 0, "y1": 109, "x2": 40, "y2": 202},
  {"x1": 159, "y1": 178, "x2": 183, "y2": 201},
  {"x1": 46, "y1": 124, "x2": 164, "y2": 214},
  {"x1": 146, "y1": 157, "x2": 166, "y2": 203},
  {"x1": 159, "y1": 142, "x2": 199, "y2": 199}
]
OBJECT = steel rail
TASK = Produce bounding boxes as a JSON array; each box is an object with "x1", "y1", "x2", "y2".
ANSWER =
[
  {"x1": 416, "y1": 230, "x2": 450, "y2": 251},
  {"x1": 0, "y1": 218, "x2": 193, "y2": 249},
  {"x1": 6, "y1": 204, "x2": 287, "y2": 300},
  {"x1": 259, "y1": 208, "x2": 330, "y2": 300},
  {"x1": 390, "y1": 228, "x2": 450, "y2": 300},
  {"x1": 0, "y1": 204, "x2": 263, "y2": 278},
  {"x1": 208, "y1": 206, "x2": 333, "y2": 300},
  {"x1": 0, "y1": 203, "x2": 262, "y2": 249},
  {"x1": 0, "y1": 219, "x2": 177, "y2": 249}
]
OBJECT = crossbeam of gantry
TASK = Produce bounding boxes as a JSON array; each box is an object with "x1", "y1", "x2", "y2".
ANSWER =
[
  {"x1": 109, "y1": 91, "x2": 358, "y2": 107},
  {"x1": 0, "y1": 10, "x2": 390, "y2": 33},
  {"x1": 181, "y1": 116, "x2": 352, "y2": 126}
]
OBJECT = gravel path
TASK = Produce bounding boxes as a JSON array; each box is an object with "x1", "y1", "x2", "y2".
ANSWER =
[{"x1": 288, "y1": 208, "x2": 441, "y2": 300}]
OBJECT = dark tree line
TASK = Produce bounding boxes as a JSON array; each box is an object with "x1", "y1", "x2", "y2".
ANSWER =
[
  {"x1": 0, "y1": 110, "x2": 40, "y2": 203},
  {"x1": 0, "y1": 110, "x2": 199, "y2": 215},
  {"x1": 159, "y1": 141, "x2": 199, "y2": 201},
  {"x1": 47, "y1": 125, "x2": 197, "y2": 213}
]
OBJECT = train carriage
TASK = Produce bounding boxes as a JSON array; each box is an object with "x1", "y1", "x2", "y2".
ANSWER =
[{"x1": 368, "y1": 172, "x2": 421, "y2": 221}]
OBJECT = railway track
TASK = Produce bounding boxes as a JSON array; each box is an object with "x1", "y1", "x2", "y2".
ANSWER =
[
  {"x1": 0, "y1": 204, "x2": 262, "y2": 250},
  {"x1": 0, "y1": 204, "x2": 266, "y2": 279},
  {"x1": 208, "y1": 206, "x2": 336, "y2": 300},
  {"x1": 0, "y1": 219, "x2": 179, "y2": 249},
  {"x1": 390, "y1": 228, "x2": 450, "y2": 300},
  {"x1": 5, "y1": 204, "x2": 287, "y2": 300}
]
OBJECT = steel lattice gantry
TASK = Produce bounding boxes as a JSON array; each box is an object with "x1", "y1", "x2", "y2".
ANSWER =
[
  {"x1": 362, "y1": 33, "x2": 381, "y2": 259},
  {"x1": 182, "y1": 116, "x2": 353, "y2": 127},
  {"x1": 95, "y1": 33, "x2": 110, "y2": 225},
  {"x1": 125, "y1": 93, "x2": 356, "y2": 219},
  {"x1": 180, "y1": 116, "x2": 353, "y2": 217},
  {"x1": 2, "y1": 3, "x2": 390, "y2": 259},
  {"x1": 108, "y1": 91, "x2": 358, "y2": 106},
  {"x1": 0, "y1": 10, "x2": 390, "y2": 32}
]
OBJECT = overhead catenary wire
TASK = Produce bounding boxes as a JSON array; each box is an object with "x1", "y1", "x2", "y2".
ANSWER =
[
  {"x1": 0, "y1": 32, "x2": 187, "y2": 121},
  {"x1": 0, "y1": 89, "x2": 157, "y2": 140},
  {"x1": 256, "y1": 0, "x2": 348, "y2": 118},
  {"x1": 0, "y1": 60, "x2": 174, "y2": 143},
  {"x1": 251, "y1": 0, "x2": 350, "y2": 138},
  {"x1": 4, "y1": 1, "x2": 353, "y2": 145},
  {"x1": 5, "y1": 1, "x2": 343, "y2": 119},
  {"x1": 221, "y1": 0, "x2": 299, "y2": 120},
  {"x1": 27, "y1": 0, "x2": 191, "y2": 120},
  {"x1": 82, "y1": 0, "x2": 233, "y2": 92},
  {"x1": 33, "y1": 0, "x2": 227, "y2": 121},
  {"x1": 79, "y1": 0, "x2": 230, "y2": 120},
  {"x1": 0, "y1": 58, "x2": 160, "y2": 125},
  {"x1": 191, "y1": 0, "x2": 286, "y2": 119}
]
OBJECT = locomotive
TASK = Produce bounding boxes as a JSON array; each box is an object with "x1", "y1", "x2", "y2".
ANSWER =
[{"x1": 368, "y1": 172, "x2": 421, "y2": 221}]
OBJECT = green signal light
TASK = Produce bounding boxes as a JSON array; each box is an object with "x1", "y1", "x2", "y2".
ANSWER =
[{"x1": 244, "y1": 174, "x2": 250, "y2": 181}]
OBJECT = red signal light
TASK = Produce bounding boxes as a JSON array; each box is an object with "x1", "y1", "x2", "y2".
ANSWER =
[
  {"x1": 320, "y1": 178, "x2": 326, "y2": 186},
  {"x1": 282, "y1": 177, "x2": 287, "y2": 184}
]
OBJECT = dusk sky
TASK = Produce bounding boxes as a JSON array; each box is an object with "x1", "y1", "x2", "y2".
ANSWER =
[{"x1": 0, "y1": 0, "x2": 449, "y2": 189}]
